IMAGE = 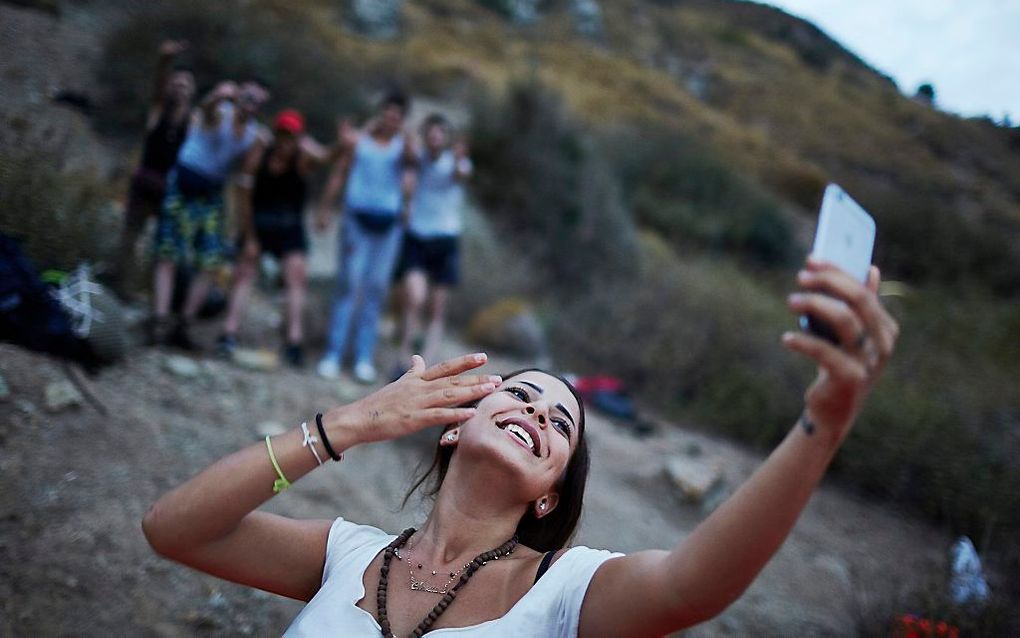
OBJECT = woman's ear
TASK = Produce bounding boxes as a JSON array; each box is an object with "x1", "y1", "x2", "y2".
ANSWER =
[
  {"x1": 439, "y1": 428, "x2": 460, "y2": 447},
  {"x1": 533, "y1": 493, "x2": 560, "y2": 519}
]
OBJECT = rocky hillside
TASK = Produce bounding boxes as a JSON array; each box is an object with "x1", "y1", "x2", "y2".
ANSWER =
[{"x1": 328, "y1": 0, "x2": 1020, "y2": 290}]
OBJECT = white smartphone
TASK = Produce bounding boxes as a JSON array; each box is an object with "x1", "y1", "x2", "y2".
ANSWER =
[{"x1": 799, "y1": 184, "x2": 876, "y2": 344}]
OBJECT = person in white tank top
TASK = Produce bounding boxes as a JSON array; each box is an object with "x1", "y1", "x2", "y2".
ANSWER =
[
  {"x1": 143, "y1": 257, "x2": 900, "y2": 636},
  {"x1": 313, "y1": 91, "x2": 419, "y2": 384}
]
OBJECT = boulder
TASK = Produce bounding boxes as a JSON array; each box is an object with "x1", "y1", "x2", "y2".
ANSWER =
[
  {"x1": 571, "y1": 0, "x2": 603, "y2": 38},
  {"x1": 232, "y1": 348, "x2": 280, "y2": 372},
  {"x1": 44, "y1": 380, "x2": 83, "y2": 412},
  {"x1": 164, "y1": 355, "x2": 201, "y2": 379},
  {"x1": 466, "y1": 298, "x2": 547, "y2": 359},
  {"x1": 665, "y1": 455, "x2": 725, "y2": 504},
  {"x1": 351, "y1": 0, "x2": 404, "y2": 38},
  {"x1": 256, "y1": 421, "x2": 287, "y2": 437}
]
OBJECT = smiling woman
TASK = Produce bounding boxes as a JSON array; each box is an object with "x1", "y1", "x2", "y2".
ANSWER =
[{"x1": 142, "y1": 257, "x2": 899, "y2": 637}]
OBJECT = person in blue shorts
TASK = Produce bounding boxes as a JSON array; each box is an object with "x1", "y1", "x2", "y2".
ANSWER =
[{"x1": 396, "y1": 114, "x2": 473, "y2": 365}]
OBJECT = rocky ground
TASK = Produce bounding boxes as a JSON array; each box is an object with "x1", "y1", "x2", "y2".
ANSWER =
[{"x1": 0, "y1": 285, "x2": 955, "y2": 637}]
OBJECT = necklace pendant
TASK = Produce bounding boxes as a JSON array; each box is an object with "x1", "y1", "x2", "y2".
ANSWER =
[{"x1": 409, "y1": 577, "x2": 446, "y2": 594}]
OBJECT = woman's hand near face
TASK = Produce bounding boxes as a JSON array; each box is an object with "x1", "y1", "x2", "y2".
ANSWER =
[
  {"x1": 782, "y1": 257, "x2": 899, "y2": 444},
  {"x1": 320, "y1": 354, "x2": 501, "y2": 449}
]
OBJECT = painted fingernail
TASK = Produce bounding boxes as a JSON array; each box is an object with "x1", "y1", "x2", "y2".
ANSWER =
[
  {"x1": 480, "y1": 383, "x2": 496, "y2": 392},
  {"x1": 797, "y1": 270, "x2": 814, "y2": 282},
  {"x1": 473, "y1": 353, "x2": 486, "y2": 362},
  {"x1": 788, "y1": 293, "x2": 805, "y2": 304},
  {"x1": 488, "y1": 375, "x2": 502, "y2": 384},
  {"x1": 782, "y1": 331, "x2": 795, "y2": 343}
]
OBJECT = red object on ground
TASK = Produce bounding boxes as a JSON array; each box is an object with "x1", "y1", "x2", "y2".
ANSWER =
[
  {"x1": 892, "y1": 614, "x2": 959, "y2": 638},
  {"x1": 572, "y1": 375, "x2": 625, "y2": 399}
]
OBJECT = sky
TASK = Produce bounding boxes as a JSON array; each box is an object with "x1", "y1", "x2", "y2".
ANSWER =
[{"x1": 759, "y1": 0, "x2": 1020, "y2": 122}]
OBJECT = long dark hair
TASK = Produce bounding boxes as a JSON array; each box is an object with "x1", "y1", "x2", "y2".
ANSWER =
[{"x1": 404, "y1": 369, "x2": 589, "y2": 552}]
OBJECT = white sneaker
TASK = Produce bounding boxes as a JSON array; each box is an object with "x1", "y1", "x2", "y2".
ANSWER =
[
  {"x1": 317, "y1": 358, "x2": 340, "y2": 380},
  {"x1": 353, "y1": 360, "x2": 377, "y2": 384}
]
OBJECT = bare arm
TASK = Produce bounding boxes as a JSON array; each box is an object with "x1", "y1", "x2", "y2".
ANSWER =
[
  {"x1": 452, "y1": 141, "x2": 473, "y2": 183},
  {"x1": 234, "y1": 139, "x2": 267, "y2": 257},
  {"x1": 199, "y1": 81, "x2": 237, "y2": 128},
  {"x1": 313, "y1": 140, "x2": 354, "y2": 232},
  {"x1": 142, "y1": 354, "x2": 501, "y2": 601},
  {"x1": 580, "y1": 260, "x2": 899, "y2": 636},
  {"x1": 145, "y1": 40, "x2": 187, "y2": 128}
]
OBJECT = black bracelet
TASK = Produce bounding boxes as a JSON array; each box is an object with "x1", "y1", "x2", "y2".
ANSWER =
[
  {"x1": 316, "y1": 412, "x2": 343, "y2": 461},
  {"x1": 798, "y1": 409, "x2": 816, "y2": 436}
]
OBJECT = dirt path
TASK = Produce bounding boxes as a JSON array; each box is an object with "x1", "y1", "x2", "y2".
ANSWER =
[{"x1": 0, "y1": 312, "x2": 951, "y2": 636}]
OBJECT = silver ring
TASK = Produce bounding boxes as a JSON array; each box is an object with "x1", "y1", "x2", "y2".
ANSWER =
[{"x1": 852, "y1": 329, "x2": 868, "y2": 351}]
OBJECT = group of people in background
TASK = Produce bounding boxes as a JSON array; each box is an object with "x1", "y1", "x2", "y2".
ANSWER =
[{"x1": 115, "y1": 41, "x2": 472, "y2": 382}]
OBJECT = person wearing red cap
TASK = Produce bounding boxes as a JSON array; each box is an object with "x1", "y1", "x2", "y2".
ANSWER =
[{"x1": 217, "y1": 109, "x2": 339, "y2": 367}]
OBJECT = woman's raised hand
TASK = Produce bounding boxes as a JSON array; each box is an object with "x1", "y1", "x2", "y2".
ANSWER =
[
  {"x1": 782, "y1": 257, "x2": 899, "y2": 444},
  {"x1": 322, "y1": 354, "x2": 501, "y2": 448}
]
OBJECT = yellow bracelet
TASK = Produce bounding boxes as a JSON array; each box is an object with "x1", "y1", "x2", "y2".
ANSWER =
[{"x1": 265, "y1": 435, "x2": 292, "y2": 493}]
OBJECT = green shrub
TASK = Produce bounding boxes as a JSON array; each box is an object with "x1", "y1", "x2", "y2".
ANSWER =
[
  {"x1": 96, "y1": 1, "x2": 370, "y2": 143},
  {"x1": 607, "y1": 128, "x2": 799, "y2": 267},
  {"x1": 469, "y1": 79, "x2": 639, "y2": 291},
  {"x1": 549, "y1": 240, "x2": 807, "y2": 446}
]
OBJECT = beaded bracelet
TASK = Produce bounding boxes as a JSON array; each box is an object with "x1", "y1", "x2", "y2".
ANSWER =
[
  {"x1": 315, "y1": 412, "x2": 344, "y2": 462},
  {"x1": 264, "y1": 435, "x2": 292, "y2": 493}
]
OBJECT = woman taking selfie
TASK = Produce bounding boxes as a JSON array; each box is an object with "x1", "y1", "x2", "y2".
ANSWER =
[{"x1": 142, "y1": 257, "x2": 898, "y2": 636}]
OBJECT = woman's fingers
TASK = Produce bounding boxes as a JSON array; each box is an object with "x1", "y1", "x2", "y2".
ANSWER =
[
  {"x1": 413, "y1": 407, "x2": 478, "y2": 428},
  {"x1": 787, "y1": 292, "x2": 864, "y2": 350},
  {"x1": 866, "y1": 265, "x2": 880, "y2": 294},
  {"x1": 425, "y1": 381, "x2": 498, "y2": 406},
  {"x1": 782, "y1": 331, "x2": 868, "y2": 385},
  {"x1": 801, "y1": 260, "x2": 897, "y2": 358},
  {"x1": 406, "y1": 354, "x2": 427, "y2": 376},
  {"x1": 420, "y1": 353, "x2": 488, "y2": 381}
]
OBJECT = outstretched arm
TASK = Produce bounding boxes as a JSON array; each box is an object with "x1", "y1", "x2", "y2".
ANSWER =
[
  {"x1": 313, "y1": 142, "x2": 354, "y2": 232},
  {"x1": 198, "y1": 81, "x2": 237, "y2": 128},
  {"x1": 145, "y1": 40, "x2": 187, "y2": 128},
  {"x1": 142, "y1": 354, "x2": 501, "y2": 602},
  {"x1": 580, "y1": 258, "x2": 899, "y2": 637},
  {"x1": 234, "y1": 139, "x2": 267, "y2": 260}
]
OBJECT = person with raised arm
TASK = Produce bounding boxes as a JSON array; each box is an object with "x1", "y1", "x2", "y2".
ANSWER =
[
  {"x1": 112, "y1": 40, "x2": 194, "y2": 298},
  {"x1": 144, "y1": 257, "x2": 898, "y2": 636},
  {"x1": 150, "y1": 78, "x2": 270, "y2": 349},
  {"x1": 216, "y1": 109, "x2": 342, "y2": 367},
  {"x1": 395, "y1": 114, "x2": 473, "y2": 367},
  {"x1": 314, "y1": 90, "x2": 418, "y2": 384}
]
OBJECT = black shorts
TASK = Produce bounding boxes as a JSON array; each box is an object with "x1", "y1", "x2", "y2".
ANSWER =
[
  {"x1": 396, "y1": 234, "x2": 460, "y2": 286},
  {"x1": 239, "y1": 208, "x2": 308, "y2": 259}
]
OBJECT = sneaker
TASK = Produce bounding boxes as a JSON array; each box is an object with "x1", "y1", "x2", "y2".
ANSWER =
[
  {"x1": 317, "y1": 357, "x2": 340, "y2": 379},
  {"x1": 167, "y1": 319, "x2": 200, "y2": 352},
  {"x1": 216, "y1": 333, "x2": 238, "y2": 358},
  {"x1": 283, "y1": 343, "x2": 304, "y2": 369},
  {"x1": 353, "y1": 360, "x2": 378, "y2": 385},
  {"x1": 147, "y1": 316, "x2": 173, "y2": 346}
]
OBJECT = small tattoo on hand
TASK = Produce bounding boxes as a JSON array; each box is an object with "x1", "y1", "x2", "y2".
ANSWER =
[{"x1": 798, "y1": 410, "x2": 815, "y2": 436}]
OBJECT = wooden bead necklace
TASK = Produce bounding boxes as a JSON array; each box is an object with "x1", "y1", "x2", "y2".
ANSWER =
[{"x1": 376, "y1": 527, "x2": 519, "y2": 638}]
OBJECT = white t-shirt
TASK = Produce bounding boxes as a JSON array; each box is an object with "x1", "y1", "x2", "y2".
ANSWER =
[
  {"x1": 285, "y1": 518, "x2": 622, "y2": 637},
  {"x1": 408, "y1": 150, "x2": 470, "y2": 239}
]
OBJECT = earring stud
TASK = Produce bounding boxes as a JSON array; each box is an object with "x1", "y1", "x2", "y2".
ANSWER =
[
  {"x1": 539, "y1": 501, "x2": 546, "y2": 511},
  {"x1": 446, "y1": 433, "x2": 456, "y2": 441}
]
